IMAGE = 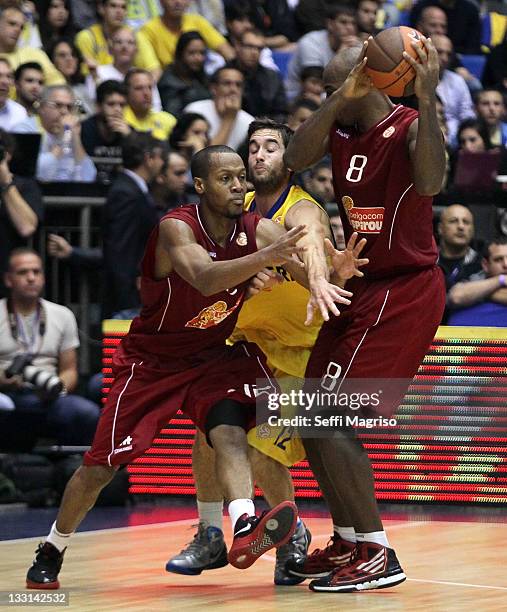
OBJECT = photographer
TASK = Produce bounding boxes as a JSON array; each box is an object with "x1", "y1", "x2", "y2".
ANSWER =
[
  {"x1": 0, "y1": 129, "x2": 43, "y2": 298},
  {"x1": 0, "y1": 248, "x2": 100, "y2": 447}
]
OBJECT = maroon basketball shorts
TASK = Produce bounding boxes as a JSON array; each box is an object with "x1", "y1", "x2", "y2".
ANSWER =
[
  {"x1": 305, "y1": 266, "x2": 445, "y2": 418},
  {"x1": 84, "y1": 341, "x2": 274, "y2": 467}
]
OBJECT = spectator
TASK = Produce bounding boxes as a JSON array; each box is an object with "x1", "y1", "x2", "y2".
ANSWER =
[
  {"x1": 151, "y1": 150, "x2": 194, "y2": 212},
  {"x1": 68, "y1": 0, "x2": 96, "y2": 29},
  {"x1": 80, "y1": 79, "x2": 129, "y2": 184},
  {"x1": 410, "y1": 0, "x2": 481, "y2": 54},
  {"x1": 85, "y1": 26, "x2": 162, "y2": 111},
  {"x1": 294, "y1": 0, "x2": 336, "y2": 34},
  {"x1": 14, "y1": 84, "x2": 97, "y2": 182},
  {"x1": 141, "y1": 0, "x2": 235, "y2": 69},
  {"x1": 224, "y1": 2, "x2": 278, "y2": 72},
  {"x1": 75, "y1": 0, "x2": 161, "y2": 82},
  {"x1": 0, "y1": 247, "x2": 100, "y2": 445},
  {"x1": 356, "y1": 0, "x2": 381, "y2": 39},
  {"x1": 38, "y1": 0, "x2": 76, "y2": 53},
  {"x1": 188, "y1": 0, "x2": 226, "y2": 34},
  {"x1": 0, "y1": 57, "x2": 27, "y2": 129},
  {"x1": 303, "y1": 159, "x2": 334, "y2": 205},
  {"x1": 325, "y1": 202, "x2": 346, "y2": 250},
  {"x1": 184, "y1": 66, "x2": 253, "y2": 149},
  {"x1": 47, "y1": 233, "x2": 102, "y2": 271},
  {"x1": 286, "y1": 97, "x2": 319, "y2": 131},
  {"x1": 447, "y1": 237, "x2": 507, "y2": 325},
  {"x1": 0, "y1": 4, "x2": 64, "y2": 85},
  {"x1": 0, "y1": 128, "x2": 42, "y2": 297},
  {"x1": 48, "y1": 39, "x2": 93, "y2": 116},
  {"x1": 299, "y1": 65, "x2": 324, "y2": 106},
  {"x1": 438, "y1": 204, "x2": 481, "y2": 291},
  {"x1": 482, "y1": 33, "x2": 507, "y2": 92},
  {"x1": 124, "y1": 68, "x2": 176, "y2": 140},
  {"x1": 168, "y1": 111, "x2": 210, "y2": 160},
  {"x1": 433, "y1": 34, "x2": 476, "y2": 146},
  {"x1": 103, "y1": 131, "x2": 166, "y2": 317},
  {"x1": 456, "y1": 118, "x2": 492, "y2": 153},
  {"x1": 474, "y1": 89, "x2": 507, "y2": 148},
  {"x1": 14, "y1": 61, "x2": 44, "y2": 117},
  {"x1": 286, "y1": 4, "x2": 358, "y2": 101},
  {"x1": 227, "y1": 28, "x2": 287, "y2": 121},
  {"x1": 242, "y1": 0, "x2": 299, "y2": 50},
  {"x1": 157, "y1": 31, "x2": 211, "y2": 117}
]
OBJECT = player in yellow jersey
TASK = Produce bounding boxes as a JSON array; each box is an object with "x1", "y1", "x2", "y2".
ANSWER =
[{"x1": 165, "y1": 119, "x2": 367, "y2": 584}]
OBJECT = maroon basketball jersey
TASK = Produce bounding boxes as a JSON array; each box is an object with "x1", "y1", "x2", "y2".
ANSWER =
[
  {"x1": 329, "y1": 104, "x2": 438, "y2": 278},
  {"x1": 122, "y1": 204, "x2": 261, "y2": 368}
]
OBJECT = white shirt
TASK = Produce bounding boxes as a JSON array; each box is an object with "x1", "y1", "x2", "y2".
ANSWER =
[
  {"x1": 286, "y1": 30, "x2": 334, "y2": 101},
  {"x1": 1, "y1": 99, "x2": 28, "y2": 132},
  {"x1": 183, "y1": 99, "x2": 254, "y2": 151}
]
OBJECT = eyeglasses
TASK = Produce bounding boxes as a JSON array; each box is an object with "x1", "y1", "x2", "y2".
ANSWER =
[{"x1": 44, "y1": 101, "x2": 78, "y2": 112}]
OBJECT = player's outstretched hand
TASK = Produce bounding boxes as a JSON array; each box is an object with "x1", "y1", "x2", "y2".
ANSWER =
[
  {"x1": 246, "y1": 268, "x2": 283, "y2": 298},
  {"x1": 402, "y1": 35, "x2": 439, "y2": 102},
  {"x1": 326, "y1": 233, "x2": 369, "y2": 281},
  {"x1": 266, "y1": 224, "x2": 307, "y2": 267},
  {"x1": 305, "y1": 279, "x2": 353, "y2": 326},
  {"x1": 339, "y1": 39, "x2": 373, "y2": 100}
]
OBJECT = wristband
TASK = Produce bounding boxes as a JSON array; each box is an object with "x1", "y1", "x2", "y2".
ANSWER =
[{"x1": 499, "y1": 274, "x2": 506, "y2": 288}]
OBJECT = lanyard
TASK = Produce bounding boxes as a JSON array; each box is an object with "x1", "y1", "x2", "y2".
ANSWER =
[{"x1": 7, "y1": 299, "x2": 46, "y2": 354}]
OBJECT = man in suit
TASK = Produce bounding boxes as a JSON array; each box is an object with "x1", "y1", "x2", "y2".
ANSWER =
[{"x1": 102, "y1": 131, "x2": 166, "y2": 317}]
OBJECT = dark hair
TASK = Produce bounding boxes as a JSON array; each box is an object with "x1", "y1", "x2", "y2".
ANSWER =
[
  {"x1": 247, "y1": 118, "x2": 294, "y2": 149},
  {"x1": 169, "y1": 113, "x2": 210, "y2": 150},
  {"x1": 124, "y1": 68, "x2": 151, "y2": 91},
  {"x1": 300, "y1": 65, "x2": 324, "y2": 82},
  {"x1": 14, "y1": 61, "x2": 43, "y2": 82},
  {"x1": 310, "y1": 158, "x2": 332, "y2": 176},
  {"x1": 47, "y1": 38, "x2": 85, "y2": 84},
  {"x1": 38, "y1": 0, "x2": 75, "y2": 52},
  {"x1": 473, "y1": 87, "x2": 506, "y2": 106},
  {"x1": 326, "y1": 4, "x2": 356, "y2": 20},
  {"x1": 289, "y1": 97, "x2": 320, "y2": 114},
  {"x1": 96, "y1": 79, "x2": 127, "y2": 104},
  {"x1": 122, "y1": 131, "x2": 166, "y2": 170},
  {"x1": 210, "y1": 65, "x2": 243, "y2": 85},
  {"x1": 173, "y1": 31, "x2": 207, "y2": 80},
  {"x1": 191, "y1": 145, "x2": 237, "y2": 179},
  {"x1": 8, "y1": 247, "x2": 42, "y2": 268},
  {"x1": 225, "y1": 1, "x2": 252, "y2": 23},
  {"x1": 457, "y1": 118, "x2": 492, "y2": 150},
  {"x1": 0, "y1": 127, "x2": 15, "y2": 155},
  {"x1": 483, "y1": 235, "x2": 507, "y2": 258}
]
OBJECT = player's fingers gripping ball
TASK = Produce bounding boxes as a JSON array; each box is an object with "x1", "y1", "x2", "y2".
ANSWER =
[{"x1": 365, "y1": 26, "x2": 424, "y2": 97}]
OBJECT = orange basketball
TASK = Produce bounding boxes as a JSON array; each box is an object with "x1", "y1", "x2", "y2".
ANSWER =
[{"x1": 364, "y1": 26, "x2": 424, "y2": 97}]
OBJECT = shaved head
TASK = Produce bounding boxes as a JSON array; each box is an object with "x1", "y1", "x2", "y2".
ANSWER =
[{"x1": 323, "y1": 44, "x2": 363, "y2": 90}]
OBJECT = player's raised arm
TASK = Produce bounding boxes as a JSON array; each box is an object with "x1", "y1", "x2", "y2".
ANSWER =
[
  {"x1": 284, "y1": 40, "x2": 372, "y2": 171},
  {"x1": 156, "y1": 217, "x2": 307, "y2": 296},
  {"x1": 403, "y1": 36, "x2": 446, "y2": 195}
]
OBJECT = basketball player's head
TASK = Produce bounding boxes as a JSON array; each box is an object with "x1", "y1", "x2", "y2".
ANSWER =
[
  {"x1": 191, "y1": 145, "x2": 247, "y2": 219},
  {"x1": 323, "y1": 44, "x2": 381, "y2": 125},
  {"x1": 247, "y1": 118, "x2": 293, "y2": 195}
]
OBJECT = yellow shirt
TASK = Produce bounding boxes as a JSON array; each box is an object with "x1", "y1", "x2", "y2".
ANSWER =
[
  {"x1": 75, "y1": 24, "x2": 160, "y2": 72},
  {"x1": 232, "y1": 185, "x2": 325, "y2": 378},
  {"x1": 124, "y1": 106, "x2": 176, "y2": 140},
  {"x1": 140, "y1": 14, "x2": 226, "y2": 68},
  {"x1": 1, "y1": 48, "x2": 64, "y2": 86}
]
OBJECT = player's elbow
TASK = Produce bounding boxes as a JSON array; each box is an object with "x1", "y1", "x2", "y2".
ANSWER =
[{"x1": 414, "y1": 178, "x2": 442, "y2": 197}]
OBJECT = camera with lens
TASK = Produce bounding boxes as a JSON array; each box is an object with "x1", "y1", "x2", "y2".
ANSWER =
[{"x1": 5, "y1": 354, "x2": 64, "y2": 400}]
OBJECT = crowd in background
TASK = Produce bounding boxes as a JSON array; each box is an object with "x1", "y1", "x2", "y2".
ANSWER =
[{"x1": 0, "y1": 0, "x2": 506, "y2": 448}]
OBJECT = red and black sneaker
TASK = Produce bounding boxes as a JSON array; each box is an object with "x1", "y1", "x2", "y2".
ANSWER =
[
  {"x1": 26, "y1": 542, "x2": 65, "y2": 589},
  {"x1": 309, "y1": 542, "x2": 406, "y2": 592},
  {"x1": 228, "y1": 501, "x2": 297, "y2": 570},
  {"x1": 286, "y1": 534, "x2": 355, "y2": 579}
]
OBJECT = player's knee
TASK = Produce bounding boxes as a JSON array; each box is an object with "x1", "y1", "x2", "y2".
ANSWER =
[
  {"x1": 77, "y1": 464, "x2": 116, "y2": 489},
  {"x1": 209, "y1": 424, "x2": 247, "y2": 455}
]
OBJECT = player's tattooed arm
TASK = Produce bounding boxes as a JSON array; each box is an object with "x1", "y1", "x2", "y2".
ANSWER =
[
  {"x1": 155, "y1": 217, "x2": 307, "y2": 296},
  {"x1": 404, "y1": 36, "x2": 446, "y2": 195}
]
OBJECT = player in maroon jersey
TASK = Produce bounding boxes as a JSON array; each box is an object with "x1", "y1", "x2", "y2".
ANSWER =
[
  {"x1": 283, "y1": 37, "x2": 446, "y2": 592},
  {"x1": 25, "y1": 145, "x2": 355, "y2": 590}
]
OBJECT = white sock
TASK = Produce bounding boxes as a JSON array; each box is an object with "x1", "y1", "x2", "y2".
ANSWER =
[
  {"x1": 228, "y1": 499, "x2": 255, "y2": 534},
  {"x1": 197, "y1": 500, "x2": 223, "y2": 530},
  {"x1": 46, "y1": 521, "x2": 73, "y2": 552},
  {"x1": 356, "y1": 530, "x2": 390, "y2": 547},
  {"x1": 333, "y1": 525, "x2": 356, "y2": 543}
]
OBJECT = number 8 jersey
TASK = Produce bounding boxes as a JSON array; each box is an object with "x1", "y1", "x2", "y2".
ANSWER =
[{"x1": 329, "y1": 104, "x2": 439, "y2": 279}]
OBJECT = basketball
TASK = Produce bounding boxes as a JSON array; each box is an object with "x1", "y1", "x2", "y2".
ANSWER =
[{"x1": 364, "y1": 26, "x2": 424, "y2": 97}]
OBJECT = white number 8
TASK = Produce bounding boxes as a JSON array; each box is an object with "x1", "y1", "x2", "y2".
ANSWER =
[
  {"x1": 321, "y1": 361, "x2": 342, "y2": 391},
  {"x1": 346, "y1": 155, "x2": 367, "y2": 182}
]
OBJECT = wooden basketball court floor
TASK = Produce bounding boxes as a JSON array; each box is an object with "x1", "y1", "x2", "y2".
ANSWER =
[{"x1": 1, "y1": 513, "x2": 506, "y2": 611}]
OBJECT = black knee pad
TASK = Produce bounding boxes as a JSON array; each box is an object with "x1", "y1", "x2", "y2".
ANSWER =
[{"x1": 205, "y1": 399, "x2": 251, "y2": 447}]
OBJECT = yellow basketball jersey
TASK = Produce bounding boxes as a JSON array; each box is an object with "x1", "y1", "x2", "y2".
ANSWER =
[{"x1": 236, "y1": 184, "x2": 324, "y2": 378}]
